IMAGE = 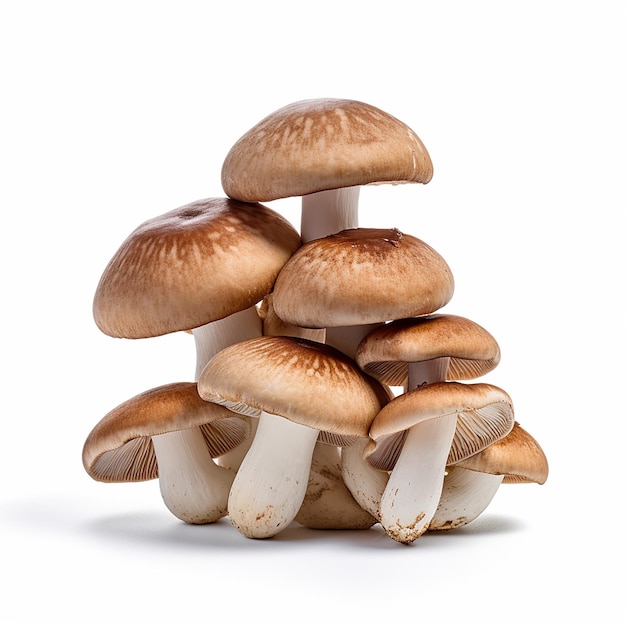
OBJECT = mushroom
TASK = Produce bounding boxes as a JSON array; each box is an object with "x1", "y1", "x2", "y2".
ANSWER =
[
  {"x1": 429, "y1": 421, "x2": 549, "y2": 530},
  {"x1": 271, "y1": 227, "x2": 454, "y2": 359},
  {"x1": 355, "y1": 314, "x2": 501, "y2": 392},
  {"x1": 364, "y1": 382, "x2": 515, "y2": 544},
  {"x1": 221, "y1": 98, "x2": 433, "y2": 243},
  {"x1": 92, "y1": 197, "x2": 301, "y2": 520},
  {"x1": 197, "y1": 335, "x2": 388, "y2": 539},
  {"x1": 342, "y1": 314, "x2": 503, "y2": 530},
  {"x1": 82, "y1": 383, "x2": 250, "y2": 523}
]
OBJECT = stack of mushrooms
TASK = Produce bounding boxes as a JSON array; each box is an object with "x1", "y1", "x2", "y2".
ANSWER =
[{"x1": 83, "y1": 98, "x2": 548, "y2": 544}]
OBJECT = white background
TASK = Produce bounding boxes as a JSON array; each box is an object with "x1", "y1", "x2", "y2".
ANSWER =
[{"x1": 1, "y1": 1, "x2": 624, "y2": 624}]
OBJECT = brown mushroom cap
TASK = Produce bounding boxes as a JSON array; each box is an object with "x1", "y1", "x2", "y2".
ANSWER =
[
  {"x1": 454, "y1": 421, "x2": 549, "y2": 484},
  {"x1": 82, "y1": 382, "x2": 250, "y2": 482},
  {"x1": 93, "y1": 197, "x2": 301, "y2": 338},
  {"x1": 355, "y1": 314, "x2": 501, "y2": 386},
  {"x1": 271, "y1": 228, "x2": 454, "y2": 329},
  {"x1": 364, "y1": 382, "x2": 515, "y2": 471},
  {"x1": 221, "y1": 98, "x2": 433, "y2": 203},
  {"x1": 197, "y1": 335, "x2": 388, "y2": 439}
]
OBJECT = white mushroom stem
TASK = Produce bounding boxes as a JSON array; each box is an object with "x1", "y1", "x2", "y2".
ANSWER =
[
  {"x1": 407, "y1": 357, "x2": 450, "y2": 392},
  {"x1": 341, "y1": 437, "x2": 388, "y2": 520},
  {"x1": 380, "y1": 414, "x2": 458, "y2": 543},
  {"x1": 379, "y1": 355, "x2": 453, "y2": 543},
  {"x1": 300, "y1": 187, "x2": 360, "y2": 243},
  {"x1": 193, "y1": 305, "x2": 262, "y2": 379},
  {"x1": 429, "y1": 466, "x2": 504, "y2": 531},
  {"x1": 325, "y1": 323, "x2": 383, "y2": 360},
  {"x1": 227, "y1": 411, "x2": 319, "y2": 539},
  {"x1": 154, "y1": 305, "x2": 261, "y2": 523},
  {"x1": 152, "y1": 428, "x2": 236, "y2": 524}
]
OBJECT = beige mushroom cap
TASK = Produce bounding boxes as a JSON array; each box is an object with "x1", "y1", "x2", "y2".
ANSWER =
[
  {"x1": 221, "y1": 98, "x2": 433, "y2": 203},
  {"x1": 197, "y1": 335, "x2": 388, "y2": 439},
  {"x1": 82, "y1": 382, "x2": 250, "y2": 482},
  {"x1": 272, "y1": 228, "x2": 454, "y2": 329},
  {"x1": 93, "y1": 197, "x2": 301, "y2": 338},
  {"x1": 365, "y1": 382, "x2": 515, "y2": 471},
  {"x1": 454, "y1": 421, "x2": 549, "y2": 484},
  {"x1": 356, "y1": 314, "x2": 501, "y2": 386}
]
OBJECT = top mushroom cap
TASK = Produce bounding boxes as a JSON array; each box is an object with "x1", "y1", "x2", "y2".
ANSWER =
[
  {"x1": 82, "y1": 382, "x2": 250, "y2": 482},
  {"x1": 93, "y1": 197, "x2": 301, "y2": 339},
  {"x1": 355, "y1": 314, "x2": 501, "y2": 386},
  {"x1": 271, "y1": 227, "x2": 454, "y2": 329},
  {"x1": 364, "y1": 381, "x2": 515, "y2": 471},
  {"x1": 197, "y1": 335, "x2": 389, "y2": 440},
  {"x1": 454, "y1": 421, "x2": 549, "y2": 484},
  {"x1": 221, "y1": 98, "x2": 434, "y2": 203}
]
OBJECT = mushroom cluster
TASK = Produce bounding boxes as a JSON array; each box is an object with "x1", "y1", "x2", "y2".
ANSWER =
[{"x1": 83, "y1": 98, "x2": 548, "y2": 544}]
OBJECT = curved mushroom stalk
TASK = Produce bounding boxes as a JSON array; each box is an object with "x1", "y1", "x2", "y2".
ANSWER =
[
  {"x1": 429, "y1": 466, "x2": 504, "y2": 531},
  {"x1": 380, "y1": 413, "x2": 457, "y2": 544},
  {"x1": 341, "y1": 437, "x2": 388, "y2": 521},
  {"x1": 227, "y1": 411, "x2": 319, "y2": 539},
  {"x1": 300, "y1": 187, "x2": 360, "y2": 243},
  {"x1": 152, "y1": 428, "x2": 236, "y2": 524},
  {"x1": 295, "y1": 442, "x2": 377, "y2": 530}
]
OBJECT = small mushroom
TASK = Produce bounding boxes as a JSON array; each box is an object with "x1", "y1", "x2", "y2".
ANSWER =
[
  {"x1": 221, "y1": 98, "x2": 433, "y2": 243},
  {"x1": 429, "y1": 422, "x2": 549, "y2": 530},
  {"x1": 82, "y1": 383, "x2": 250, "y2": 524},
  {"x1": 355, "y1": 314, "x2": 501, "y2": 391},
  {"x1": 197, "y1": 335, "x2": 388, "y2": 539}
]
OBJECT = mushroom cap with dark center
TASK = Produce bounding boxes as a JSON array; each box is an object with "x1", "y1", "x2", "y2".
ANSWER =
[
  {"x1": 454, "y1": 421, "x2": 549, "y2": 484},
  {"x1": 221, "y1": 98, "x2": 434, "y2": 203},
  {"x1": 197, "y1": 335, "x2": 389, "y2": 440},
  {"x1": 93, "y1": 197, "x2": 301, "y2": 338},
  {"x1": 356, "y1": 314, "x2": 501, "y2": 386},
  {"x1": 82, "y1": 382, "x2": 250, "y2": 482},
  {"x1": 364, "y1": 381, "x2": 515, "y2": 471},
  {"x1": 271, "y1": 227, "x2": 454, "y2": 329}
]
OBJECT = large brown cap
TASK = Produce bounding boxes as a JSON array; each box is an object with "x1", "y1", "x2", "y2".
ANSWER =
[
  {"x1": 454, "y1": 421, "x2": 549, "y2": 484},
  {"x1": 221, "y1": 98, "x2": 433, "y2": 203},
  {"x1": 365, "y1": 382, "x2": 514, "y2": 471},
  {"x1": 93, "y1": 197, "x2": 301, "y2": 338},
  {"x1": 197, "y1": 335, "x2": 388, "y2": 440},
  {"x1": 82, "y1": 382, "x2": 250, "y2": 482},
  {"x1": 271, "y1": 227, "x2": 454, "y2": 328},
  {"x1": 356, "y1": 314, "x2": 501, "y2": 386}
]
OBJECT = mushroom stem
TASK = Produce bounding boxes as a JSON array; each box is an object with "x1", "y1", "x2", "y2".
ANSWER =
[
  {"x1": 295, "y1": 442, "x2": 377, "y2": 530},
  {"x1": 376, "y1": 355, "x2": 453, "y2": 543},
  {"x1": 227, "y1": 410, "x2": 319, "y2": 539},
  {"x1": 341, "y1": 437, "x2": 388, "y2": 520},
  {"x1": 325, "y1": 323, "x2": 383, "y2": 360},
  {"x1": 407, "y1": 357, "x2": 450, "y2": 392},
  {"x1": 429, "y1": 466, "x2": 504, "y2": 531},
  {"x1": 380, "y1": 412, "x2": 458, "y2": 543},
  {"x1": 151, "y1": 428, "x2": 236, "y2": 524},
  {"x1": 300, "y1": 187, "x2": 360, "y2": 244},
  {"x1": 193, "y1": 305, "x2": 262, "y2": 379}
]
